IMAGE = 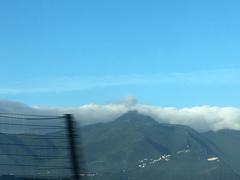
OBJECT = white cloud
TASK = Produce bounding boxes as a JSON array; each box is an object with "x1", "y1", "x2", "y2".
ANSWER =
[
  {"x1": 1, "y1": 98, "x2": 240, "y2": 132},
  {"x1": 137, "y1": 105, "x2": 240, "y2": 132}
]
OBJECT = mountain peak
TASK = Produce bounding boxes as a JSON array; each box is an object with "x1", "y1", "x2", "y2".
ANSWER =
[
  {"x1": 123, "y1": 110, "x2": 140, "y2": 116},
  {"x1": 113, "y1": 110, "x2": 158, "y2": 125}
]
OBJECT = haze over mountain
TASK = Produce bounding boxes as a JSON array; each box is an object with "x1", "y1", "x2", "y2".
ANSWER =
[{"x1": 1, "y1": 98, "x2": 240, "y2": 132}]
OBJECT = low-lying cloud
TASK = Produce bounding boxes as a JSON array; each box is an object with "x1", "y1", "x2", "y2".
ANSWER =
[{"x1": 1, "y1": 98, "x2": 240, "y2": 132}]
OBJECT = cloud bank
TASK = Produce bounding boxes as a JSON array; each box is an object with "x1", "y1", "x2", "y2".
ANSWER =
[{"x1": 1, "y1": 98, "x2": 240, "y2": 132}]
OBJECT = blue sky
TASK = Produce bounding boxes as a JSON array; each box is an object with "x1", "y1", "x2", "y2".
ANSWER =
[{"x1": 0, "y1": 0, "x2": 240, "y2": 107}]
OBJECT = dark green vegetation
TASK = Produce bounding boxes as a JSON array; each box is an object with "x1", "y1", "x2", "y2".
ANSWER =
[
  {"x1": 81, "y1": 111, "x2": 240, "y2": 180},
  {"x1": 1, "y1": 111, "x2": 240, "y2": 180},
  {"x1": 204, "y1": 129, "x2": 240, "y2": 177}
]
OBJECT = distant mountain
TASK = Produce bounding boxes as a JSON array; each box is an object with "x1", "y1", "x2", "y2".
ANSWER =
[
  {"x1": 0, "y1": 111, "x2": 240, "y2": 180},
  {"x1": 81, "y1": 111, "x2": 240, "y2": 180},
  {"x1": 204, "y1": 129, "x2": 240, "y2": 177}
]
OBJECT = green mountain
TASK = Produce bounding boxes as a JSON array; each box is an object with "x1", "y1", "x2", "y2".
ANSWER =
[
  {"x1": 81, "y1": 111, "x2": 240, "y2": 180},
  {"x1": 204, "y1": 129, "x2": 240, "y2": 176},
  {"x1": 0, "y1": 111, "x2": 240, "y2": 180}
]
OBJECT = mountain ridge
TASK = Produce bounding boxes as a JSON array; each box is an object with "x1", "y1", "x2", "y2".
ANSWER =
[
  {"x1": 0, "y1": 111, "x2": 240, "y2": 179},
  {"x1": 80, "y1": 111, "x2": 240, "y2": 180}
]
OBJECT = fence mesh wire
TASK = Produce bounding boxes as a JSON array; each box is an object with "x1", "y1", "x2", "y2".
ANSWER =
[{"x1": 0, "y1": 113, "x2": 82, "y2": 180}]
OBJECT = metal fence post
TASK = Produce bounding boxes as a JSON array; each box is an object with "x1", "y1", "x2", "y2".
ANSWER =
[{"x1": 65, "y1": 114, "x2": 81, "y2": 180}]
